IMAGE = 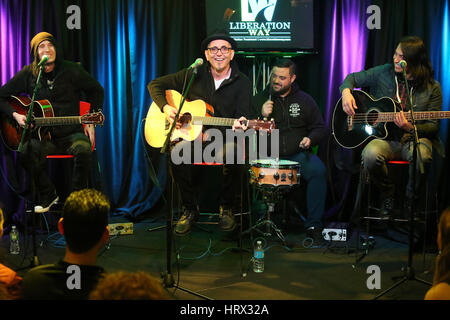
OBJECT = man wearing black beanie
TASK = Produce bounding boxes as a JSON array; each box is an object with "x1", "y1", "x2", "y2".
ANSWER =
[{"x1": 0, "y1": 32, "x2": 104, "y2": 213}]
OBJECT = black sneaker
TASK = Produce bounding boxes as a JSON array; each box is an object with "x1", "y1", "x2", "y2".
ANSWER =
[
  {"x1": 34, "y1": 194, "x2": 59, "y2": 213},
  {"x1": 379, "y1": 197, "x2": 394, "y2": 216},
  {"x1": 219, "y1": 206, "x2": 236, "y2": 232},
  {"x1": 175, "y1": 209, "x2": 197, "y2": 235}
]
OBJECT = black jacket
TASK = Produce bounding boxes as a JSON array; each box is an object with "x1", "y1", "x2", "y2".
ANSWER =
[
  {"x1": 147, "y1": 60, "x2": 252, "y2": 120},
  {"x1": 0, "y1": 61, "x2": 104, "y2": 139},
  {"x1": 253, "y1": 83, "x2": 327, "y2": 156}
]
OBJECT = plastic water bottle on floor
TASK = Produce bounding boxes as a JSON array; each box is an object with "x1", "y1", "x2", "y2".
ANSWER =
[
  {"x1": 10, "y1": 225, "x2": 20, "y2": 255},
  {"x1": 253, "y1": 240, "x2": 264, "y2": 273}
]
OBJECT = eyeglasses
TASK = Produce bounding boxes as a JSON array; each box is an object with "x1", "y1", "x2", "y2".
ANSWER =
[{"x1": 207, "y1": 46, "x2": 232, "y2": 54}]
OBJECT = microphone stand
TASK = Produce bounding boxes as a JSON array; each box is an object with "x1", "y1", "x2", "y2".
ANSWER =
[
  {"x1": 17, "y1": 64, "x2": 45, "y2": 270},
  {"x1": 374, "y1": 67, "x2": 431, "y2": 299},
  {"x1": 159, "y1": 67, "x2": 212, "y2": 300}
]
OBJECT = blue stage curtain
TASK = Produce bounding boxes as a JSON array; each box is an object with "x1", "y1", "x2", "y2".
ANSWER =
[
  {"x1": 1, "y1": 0, "x2": 449, "y2": 224},
  {"x1": 0, "y1": 0, "x2": 205, "y2": 221}
]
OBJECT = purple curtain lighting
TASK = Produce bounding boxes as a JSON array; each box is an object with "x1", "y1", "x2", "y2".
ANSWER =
[
  {"x1": 324, "y1": 0, "x2": 370, "y2": 125},
  {"x1": 0, "y1": 0, "x2": 33, "y2": 85}
]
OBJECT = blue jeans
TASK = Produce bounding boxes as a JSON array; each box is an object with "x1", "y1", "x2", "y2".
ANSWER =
[{"x1": 286, "y1": 152, "x2": 327, "y2": 229}]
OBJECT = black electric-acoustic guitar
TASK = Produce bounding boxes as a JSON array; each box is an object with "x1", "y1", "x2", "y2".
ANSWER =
[
  {"x1": 332, "y1": 90, "x2": 450, "y2": 149},
  {"x1": 0, "y1": 95, "x2": 105, "y2": 151}
]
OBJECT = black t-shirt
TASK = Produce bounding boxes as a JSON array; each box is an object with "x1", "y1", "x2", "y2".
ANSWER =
[{"x1": 21, "y1": 260, "x2": 105, "y2": 300}]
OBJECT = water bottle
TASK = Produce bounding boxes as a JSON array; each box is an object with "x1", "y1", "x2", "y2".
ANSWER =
[
  {"x1": 253, "y1": 240, "x2": 264, "y2": 273},
  {"x1": 10, "y1": 225, "x2": 20, "y2": 255}
]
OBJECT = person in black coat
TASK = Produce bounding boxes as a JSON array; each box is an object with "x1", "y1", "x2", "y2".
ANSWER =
[
  {"x1": 0, "y1": 32, "x2": 104, "y2": 213},
  {"x1": 148, "y1": 32, "x2": 252, "y2": 235},
  {"x1": 253, "y1": 58, "x2": 327, "y2": 243}
]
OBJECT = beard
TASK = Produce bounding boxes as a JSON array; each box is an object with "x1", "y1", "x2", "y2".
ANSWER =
[{"x1": 270, "y1": 83, "x2": 290, "y2": 97}]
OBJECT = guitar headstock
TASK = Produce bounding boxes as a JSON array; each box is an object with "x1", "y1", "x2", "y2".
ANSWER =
[
  {"x1": 81, "y1": 111, "x2": 105, "y2": 126},
  {"x1": 247, "y1": 119, "x2": 276, "y2": 133}
]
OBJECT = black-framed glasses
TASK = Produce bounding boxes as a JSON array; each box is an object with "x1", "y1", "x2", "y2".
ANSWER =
[{"x1": 207, "y1": 46, "x2": 232, "y2": 54}]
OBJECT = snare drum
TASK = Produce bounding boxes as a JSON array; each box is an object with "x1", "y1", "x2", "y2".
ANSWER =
[{"x1": 249, "y1": 159, "x2": 300, "y2": 187}]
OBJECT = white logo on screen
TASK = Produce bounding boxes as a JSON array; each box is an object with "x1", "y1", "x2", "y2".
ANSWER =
[{"x1": 241, "y1": 0, "x2": 277, "y2": 22}]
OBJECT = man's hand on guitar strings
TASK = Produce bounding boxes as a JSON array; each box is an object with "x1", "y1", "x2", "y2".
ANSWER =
[
  {"x1": 233, "y1": 116, "x2": 248, "y2": 131},
  {"x1": 12, "y1": 112, "x2": 28, "y2": 128},
  {"x1": 163, "y1": 104, "x2": 182, "y2": 129},
  {"x1": 341, "y1": 89, "x2": 358, "y2": 116},
  {"x1": 394, "y1": 110, "x2": 414, "y2": 132}
]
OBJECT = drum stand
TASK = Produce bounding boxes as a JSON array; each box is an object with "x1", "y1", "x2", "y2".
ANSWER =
[{"x1": 243, "y1": 186, "x2": 291, "y2": 245}]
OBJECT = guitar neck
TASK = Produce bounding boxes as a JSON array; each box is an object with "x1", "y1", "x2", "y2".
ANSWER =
[
  {"x1": 34, "y1": 116, "x2": 82, "y2": 126},
  {"x1": 379, "y1": 111, "x2": 450, "y2": 122},
  {"x1": 192, "y1": 116, "x2": 238, "y2": 127}
]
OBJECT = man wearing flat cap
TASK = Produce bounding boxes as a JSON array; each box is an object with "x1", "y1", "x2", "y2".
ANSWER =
[
  {"x1": 0, "y1": 32, "x2": 104, "y2": 213},
  {"x1": 148, "y1": 32, "x2": 252, "y2": 236}
]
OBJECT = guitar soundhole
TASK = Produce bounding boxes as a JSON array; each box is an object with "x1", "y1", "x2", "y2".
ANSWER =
[
  {"x1": 179, "y1": 113, "x2": 192, "y2": 124},
  {"x1": 366, "y1": 109, "x2": 379, "y2": 126}
]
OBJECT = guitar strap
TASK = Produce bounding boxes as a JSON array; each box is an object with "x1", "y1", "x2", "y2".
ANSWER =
[
  {"x1": 395, "y1": 75, "x2": 413, "y2": 111},
  {"x1": 398, "y1": 80, "x2": 407, "y2": 110}
]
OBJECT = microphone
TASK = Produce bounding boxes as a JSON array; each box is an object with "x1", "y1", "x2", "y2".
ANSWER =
[
  {"x1": 37, "y1": 55, "x2": 49, "y2": 67},
  {"x1": 188, "y1": 58, "x2": 203, "y2": 70},
  {"x1": 398, "y1": 60, "x2": 407, "y2": 69}
]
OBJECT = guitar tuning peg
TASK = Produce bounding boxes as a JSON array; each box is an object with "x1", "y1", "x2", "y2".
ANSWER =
[{"x1": 263, "y1": 117, "x2": 267, "y2": 121}]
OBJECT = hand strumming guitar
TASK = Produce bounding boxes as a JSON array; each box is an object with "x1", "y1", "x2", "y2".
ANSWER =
[
  {"x1": 341, "y1": 88, "x2": 358, "y2": 116},
  {"x1": 163, "y1": 104, "x2": 182, "y2": 129},
  {"x1": 12, "y1": 112, "x2": 28, "y2": 128}
]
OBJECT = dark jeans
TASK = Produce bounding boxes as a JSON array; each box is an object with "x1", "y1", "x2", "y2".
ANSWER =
[
  {"x1": 286, "y1": 151, "x2": 327, "y2": 229},
  {"x1": 169, "y1": 139, "x2": 243, "y2": 211},
  {"x1": 18, "y1": 132, "x2": 92, "y2": 201}
]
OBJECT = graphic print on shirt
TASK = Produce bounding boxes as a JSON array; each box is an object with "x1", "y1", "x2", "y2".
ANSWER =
[{"x1": 289, "y1": 103, "x2": 301, "y2": 118}]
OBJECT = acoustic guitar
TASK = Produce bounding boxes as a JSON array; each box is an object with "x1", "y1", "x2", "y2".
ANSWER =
[
  {"x1": 0, "y1": 95, "x2": 104, "y2": 151},
  {"x1": 144, "y1": 90, "x2": 275, "y2": 148}
]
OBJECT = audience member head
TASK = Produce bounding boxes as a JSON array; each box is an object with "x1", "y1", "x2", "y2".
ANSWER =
[
  {"x1": 434, "y1": 207, "x2": 450, "y2": 285},
  {"x1": 89, "y1": 271, "x2": 172, "y2": 300},
  {"x1": 58, "y1": 189, "x2": 110, "y2": 254}
]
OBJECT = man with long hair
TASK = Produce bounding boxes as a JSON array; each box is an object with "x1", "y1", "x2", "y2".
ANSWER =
[{"x1": 339, "y1": 36, "x2": 443, "y2": 215}]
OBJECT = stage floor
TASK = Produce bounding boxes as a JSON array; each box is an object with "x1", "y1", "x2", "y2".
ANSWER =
[{"x1": 0, "y1": 207, "x2": 437, "y2": 302}]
